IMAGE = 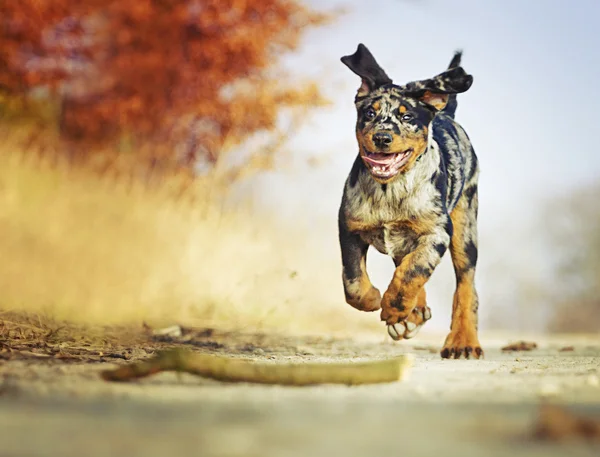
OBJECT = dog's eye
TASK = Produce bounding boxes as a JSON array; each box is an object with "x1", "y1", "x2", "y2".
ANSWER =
[
  {"x1": 401, "y1": 113, "x2": 414, "y2": 122},
  {"x1": 364, "y1": 108, "x2": 376, "y2": 119}
]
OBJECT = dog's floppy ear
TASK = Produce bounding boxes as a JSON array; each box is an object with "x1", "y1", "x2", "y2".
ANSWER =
[
  {"x1": 341, "y1": 44, "x2": 392, "y2": 97},
  {"x1": 401, "y1": 67, "x2": 473, "y2": 111}
]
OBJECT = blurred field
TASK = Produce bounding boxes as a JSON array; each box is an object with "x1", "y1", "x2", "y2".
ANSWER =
[{"x1": 0, "y1": 140, "x2": 386, "y2": 337}]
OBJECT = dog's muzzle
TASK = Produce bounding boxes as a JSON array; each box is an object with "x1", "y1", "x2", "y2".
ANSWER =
[{"x1": 362, "y1": 148, "x2": 413, "y2": 179}]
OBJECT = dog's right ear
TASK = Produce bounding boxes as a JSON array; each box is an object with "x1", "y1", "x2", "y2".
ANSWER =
[
  {"x1": 400, "y1": 67, "x2": 474, "y2": 111},
  {"x1": 341, "y1": 44, "x2": 392, "y2": 97}
]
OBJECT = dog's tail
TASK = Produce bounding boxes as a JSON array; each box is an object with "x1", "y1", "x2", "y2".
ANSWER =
[
  {"x1": 447, "y1": 51, "x2": 462, "y2": 70},
  {"x1": 442, "y1": 50, "x2": 462, "y2": 118}
]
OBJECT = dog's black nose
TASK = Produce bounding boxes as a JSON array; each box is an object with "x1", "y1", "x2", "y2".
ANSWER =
[{"x1": 372, "y1": 132, "x2": 393, "y2": 148}]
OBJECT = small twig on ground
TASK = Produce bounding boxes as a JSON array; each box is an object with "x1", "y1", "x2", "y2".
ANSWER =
[
  {"x1": 533, "y1": 404, "x2": 600, "y2": 441},
  {"x1": 501, "y1": 341, "x2": 538, "y2": 352},
  {"x1": 100, "y1": 349, "x2": 413, "y2": 386}
]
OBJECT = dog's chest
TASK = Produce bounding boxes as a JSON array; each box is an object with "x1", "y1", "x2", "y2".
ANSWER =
[
  {"x1": 344, "y1": 177, "x2": 439, "y2": 258},
  {"x1": 359, "y1": 224, "x2": 420, "y2": 258}
]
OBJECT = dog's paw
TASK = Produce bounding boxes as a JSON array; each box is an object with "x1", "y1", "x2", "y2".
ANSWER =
[
  {"x1": 440, "y1": 327, "x2": 483, "y2": 359},
  {"x1": 387, "y1": 305, "x2": 432, "y2": 340},
  {"x1": 347, "y1": 286, "x2": 381, "y2": 312},
  {"x1": 380, "y1": 290, "x2": 415, "y2": 325}
]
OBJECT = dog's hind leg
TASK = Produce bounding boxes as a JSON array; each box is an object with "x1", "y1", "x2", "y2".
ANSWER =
[{"x1": 441, "y1": 183, "x2": 483, "y2": 359}]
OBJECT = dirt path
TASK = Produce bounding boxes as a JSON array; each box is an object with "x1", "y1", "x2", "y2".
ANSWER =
[{"x1": 1, "y1": 329, "x2": 599, "y2": 457}]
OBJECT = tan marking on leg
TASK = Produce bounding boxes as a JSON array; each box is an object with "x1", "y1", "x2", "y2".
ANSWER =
[
  {"x1": 344, "y1": 256, "x2": 381, "y2": 312},
  {"x1": 441, "y1": 196, "x2": 483, "y2": 359},
  {"x1": 448, "y1": 199, "x2": 470, "y2": 270},
  {"x1": 346, "y1": 218, "x2": 379, "y2": 233},
  {"x1": 441, "y1": 274, "x2": 482, "y2": 359}
]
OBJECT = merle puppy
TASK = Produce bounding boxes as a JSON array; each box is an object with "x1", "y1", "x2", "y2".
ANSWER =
[{"x1": 338, "y1": 44, "x2": 482, "y2": 359}]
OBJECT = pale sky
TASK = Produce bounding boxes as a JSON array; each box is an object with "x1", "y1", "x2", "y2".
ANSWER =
[{"x1": 236, "y1": 0, "x2": 600, "y2": 330}]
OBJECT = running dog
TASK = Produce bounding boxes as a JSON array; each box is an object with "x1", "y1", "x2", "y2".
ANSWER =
[{"x1": 338, "y1": 44, "x2": 482, "y2": 359}]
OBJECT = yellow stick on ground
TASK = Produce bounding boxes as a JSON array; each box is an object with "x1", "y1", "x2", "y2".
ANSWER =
[{"x1": 100, "y1": 349, "x2": 414, "y2": 386}]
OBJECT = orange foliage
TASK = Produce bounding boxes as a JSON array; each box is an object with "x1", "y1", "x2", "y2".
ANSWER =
[{"x1": 0, "y1": 0, "x2": 329, "y2": 178}]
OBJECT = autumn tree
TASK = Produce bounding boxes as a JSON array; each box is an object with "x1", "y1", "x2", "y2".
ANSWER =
[{"x1": 0, "y1": 0, "x2": 328, "y2": 179}]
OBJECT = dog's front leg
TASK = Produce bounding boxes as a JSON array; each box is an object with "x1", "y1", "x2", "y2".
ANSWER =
[
  {"x1": 339, "y1": 218, "x2": 381, "y2": 312},
  {"x1": 380, "y1": 229, "x2": 450, "y2": 327}
]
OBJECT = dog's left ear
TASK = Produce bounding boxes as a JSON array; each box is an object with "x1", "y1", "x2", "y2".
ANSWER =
[
  {"x1": 402, "y1": 67, "x2": 473, "y2": 110},
  {"x1": 341, "y1": 44, "x2": 392, "y2": 97}
]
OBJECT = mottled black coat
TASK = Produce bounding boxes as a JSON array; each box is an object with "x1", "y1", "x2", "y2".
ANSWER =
[{"x1": 338, "y1": 44, "x2": 483, "y2": 359}]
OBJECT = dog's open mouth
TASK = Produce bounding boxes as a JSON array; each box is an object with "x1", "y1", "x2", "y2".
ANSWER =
[{"x1": 361, "y1": 149, "x2": 413, "y2": 179}]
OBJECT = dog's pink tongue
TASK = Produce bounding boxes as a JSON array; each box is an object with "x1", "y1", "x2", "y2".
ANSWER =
[{"x1": 363, "y1": 153, "x2": 395, "y2": 165}]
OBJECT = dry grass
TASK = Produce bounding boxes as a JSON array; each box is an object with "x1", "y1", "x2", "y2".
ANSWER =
[{"x1": 0, "y1": 140, "x2": 382, "y2": 338}]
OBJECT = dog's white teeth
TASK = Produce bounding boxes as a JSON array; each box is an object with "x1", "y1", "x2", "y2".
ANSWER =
[
  {"x1": 394, "y1": 152, "x2": 407, "y2": 162},
  {"x1": 373, "y1": 166, "x2": 392, "y2": 176}
]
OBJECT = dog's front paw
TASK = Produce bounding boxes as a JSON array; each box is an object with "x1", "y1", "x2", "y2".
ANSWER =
[
  {"x1": 380, "y1": 289, "x2": 415, "y2": 325},
  {"x1": 346, "y1": 286, "x2": 381, "y2": 312},
  {"x1": 440, "y1": 327, "x2": 483, "y2": 359},
  {"x1": 387, "y1": 305, "x2": 432, "y2": 340}
]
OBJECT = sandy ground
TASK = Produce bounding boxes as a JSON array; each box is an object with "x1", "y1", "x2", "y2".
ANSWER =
[{"x1": 1, "y1": 330, "x2": 599, "y2": 457}]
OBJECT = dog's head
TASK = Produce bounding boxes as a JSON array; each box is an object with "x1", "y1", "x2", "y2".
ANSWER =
[{"x1": 341, "y1": 44, "x2": 473, "y2": 183}]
